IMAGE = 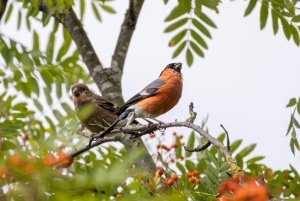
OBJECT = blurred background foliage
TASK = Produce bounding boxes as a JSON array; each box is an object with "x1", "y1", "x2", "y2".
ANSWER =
[{"x1": 0, "y1": 0, "x2": 300, "y2": 200}]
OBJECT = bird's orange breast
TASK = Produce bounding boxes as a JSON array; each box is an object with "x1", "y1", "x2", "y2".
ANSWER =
[{"x1": 135, "y1": 69, "x2": 182, "y2": 118}]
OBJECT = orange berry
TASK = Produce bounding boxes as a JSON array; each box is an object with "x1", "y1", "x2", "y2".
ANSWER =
[
  {"x1": 195, "y1": 179, "x2": 201, "y2": 184},
  {"x1": 156, "y1": 144, "x2": 161, "y2": 149},
  {"x1": 43, "y1": 154, "x2": 57, "y2": 167},
  {"x1": 166, "y1": 179, "x2": 174, "y2": 186},
  {"x1": 162, "y1": 145, "x2": 170, "y2": 152},
  {"x1": 57, "y1": 152, "x2": 73, "y2": 168},
  {"x1": 170, "y1": 144, "x2": 178, "y2": 149},
  {"x1": 180, "y1": 156, "x2": 184, "y2": 160},
  {"x1": 116, "y1": 194, "x2": 123, "y2": 199},
  {"x1": 192, "y1": 170, "x2": 200, "y2": 176},
  {"x1": 24, "y1": 163, "x2": 35, "y2": 174},
  {"x1": 189, "y1": 177, "x2": 196, "y2": 183},
  {"x1": 187, "y1": 173, "x2": 193, "y2": 178},
  {"x1": 9, "y1": 154, "x2": 22, "y2": 167},
  {"x1": 171, "y1": 174, "x2": 179, "y2": 181},
  {"x1": 0, "y1": 168, "x2": 8, "y2": 178},
  {"x1": 158, "y1": 168, "x2": 164, "y2": 176}
]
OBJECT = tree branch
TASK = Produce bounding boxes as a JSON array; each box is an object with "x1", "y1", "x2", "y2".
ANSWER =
[
  {"x1": 0, "y1": 0, "x2": 7, "y2": 21},
  {"x1": 71, "y1": 120, "x2": 240, "y2": 173},
  {"x1": 110, "y1": 0, "x2": 144, "y2": 104}
]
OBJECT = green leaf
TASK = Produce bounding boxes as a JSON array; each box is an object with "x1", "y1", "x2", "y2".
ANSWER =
[
  {"x1": 237, "y1": 144, "x2": 256, "y2": 158},
  {"x1": 287, "y1": 98, "x2": 297, "y2": 107},
  {"x1": 191, "y1": 30, "x2": 208, "y2": 49},
  {"x1": 17, "y1": 10, "x2": 22, "y2": 30},
  {"x1": 53, "y1": 109, "x2": 65, "y2": 124},
  {"x1": 165, "y1": 6, "x2": 187, "y2": 22},
  {"x1": 260, "y1": 0, "x2": 269, "y2": 30},
  {"x1": 247, "y1": 156, "x2": 265, "y2": 164},
  {"x1": 244, "y1": 0, "x2": 257, "y2": 17},
  {"x1": 271, "y1": 10, "x2": 279, "y2": 35},
  {"x1": 92, "y1": 2, "x2": 102, "y2": 22},
  {"x1": 43, "y1": 87, "x2": 52, "y2": 105},
  {"x1": 230, "y1": 139, "x2": 242, "y2": 153},
  {"x1": 178, "y1": 0, "x2": 192, "y2": 12},
  {"x1": 194, "y1": 10, "x2": 217, "y2": 28},
  {"x1": 292, "y1": 15, "x2": 300, "y2": 22},
  {"x1": 176, "y1": 162, "x2": 186, "y2": 174},
  {"x1": 80, "y1": 0, "x2": 85, "y2": 20},
  {"x1": 290, "y1": 25, "x2": 300, "y2": 46},
  {"x1": 100, "y1": 4, "x2": 116, "y2": 14},
  {"x1": 185, "y1": 131, "x2": 195, "y2": 157},
  {"x1": 4, "y1": 4, "x2": 13, "y2": 23},
  {"x1": 190, "y1": 41, "x2": 204, "y2": 57},
  {"x1": 33, "y1": 31, "x2": 39, "y2": 50},
  {"x1": 62, "y1": 102, "x2": 74, "y2": 116},
  {"x1": 281, "y1": 17, "x2": 291, "y2": 40},
  {"x1": 164, "y1": 18, "x2": 189, "y2": 33},
  {"x1": 46, "y1": 32, "x2": 55, "y2": 62},
  {"x1": 185, "y1": 160, "x2": 195, "y2": 172},
  {"x1": 289, "y1": 165, "x2": 300, "y2": 181},
  {"x1": 33, "y1": 99, "x2": 43, "y2": 112},
  {"x1": 298, "y1": 100, "x2": 300, "y2": 115},
  {"x1": 172, "y1": 41, "x2": 186, "y2": 58},
  {"x1": 192, "y1": 19, "x2": 211, "y2": 38},
  {"x1": 169, "y1": 29, "x2": 187, "y2": 47},
  {"x1": 186, "y1": 48, "x2": 193, "y2": 66}
]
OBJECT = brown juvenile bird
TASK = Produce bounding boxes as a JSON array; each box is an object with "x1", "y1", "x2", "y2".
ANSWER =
[{"x1": 71, "y1": 83, "x2": 117, "y2": 133}]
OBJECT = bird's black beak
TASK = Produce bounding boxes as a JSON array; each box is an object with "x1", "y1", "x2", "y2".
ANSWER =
[{"x1": 174, "y1": 63, "x2": 182, "y2": 72}]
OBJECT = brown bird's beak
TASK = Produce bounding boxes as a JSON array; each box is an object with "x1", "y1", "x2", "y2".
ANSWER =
[{"x1": 72, "y1": 88, "x2": 80, "y2": 97}]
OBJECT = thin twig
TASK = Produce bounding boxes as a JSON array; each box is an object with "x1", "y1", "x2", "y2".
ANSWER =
[
  {"x1": 184, "y1": 141, "x2": 211, "y2": 152},
  {"x1": 220, "y1": 124, "x2": 230, "y2": 152}
]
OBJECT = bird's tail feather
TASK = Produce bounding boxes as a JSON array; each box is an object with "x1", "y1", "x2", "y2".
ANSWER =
[{"x1": 98, "y1": 109, "x2": 132, "y2": 138}]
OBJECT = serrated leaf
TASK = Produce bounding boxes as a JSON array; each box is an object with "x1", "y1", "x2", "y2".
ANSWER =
[
  {"x1": 164, "y1": 18, "x2": 188, "y2": 33},
  {"x1": 53, "y1": 109, "x2": 64, "y2": 123},
  {"x1": 4, "y1": 4, "x2": 13, "y2": 23},
  {"x1": 172, "y1": 41, "x2": 186, "y2": 58},
  {"x1": 190, "y1": 41, "x2": 204, "y2": 57},
  {"x1": 246, "y1": 156, "x2": 265, "y2": 164},
  {"x1": 244, "y1": 0, "x2": 257, "y2": 17},
  {"x1": 185, "y1": 160, "x2": 195, "y2": 172},
  {"x1": 194, "y1": 10, "x2": 217, "y2": 28},
  {"x1": 186, "y1": 48, "x2": 193, "y2": 66},
  {"x1": 297, "y1": 101, "x2": 300, "y2": 115},
  {"x1": 165, "y1": 6, "x2": 187, "y2": 22},
  {"x1": 191, "y1": 30, "x2": 208, "y2": 49},
  {"x1": 237, "y1": 144, "x2": 256, "y2": 158},
  {"x1": 271, "y1": 10, "x2": 279, "y2": 35},
  {"x1": 230, "y1": 139, "x2": 242, "y2": 153},
  {"x1": 176, "y1": 162, "x2": 186, "y2": 174},
  {"x1": 287, "y1": 98, "x2": 297, "y2": 107},
  {"x1": 92, "y1": 2, "x2": 102, "y2": 22},
  {"x1": 43, "y1": 87, "x2": 52, "y2": 105},
  {"x1": 192, "y1": 19, "x2": 211, "y2": 38},
  {"x1": 100, "y1": 4, "x2": 116, "y2": 14},
  {"x1": 169, "y1": 29, "x2": 187, "y2": 47},
  {"x1": 260, "y1": 0, "x2": 269, "y2": 30}
]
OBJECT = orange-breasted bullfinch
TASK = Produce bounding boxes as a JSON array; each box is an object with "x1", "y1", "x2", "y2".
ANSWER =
[
  {"x1": 71, "y1": 83, "x2": 118, "y2": 133},
  {"x1": 97, "y1": 62, "x2": 183, "y2": 139}
]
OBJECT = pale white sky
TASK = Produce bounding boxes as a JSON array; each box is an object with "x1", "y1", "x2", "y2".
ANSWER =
[{"x1": 2, "y1": 0, "x2": 300, "y2": 170}]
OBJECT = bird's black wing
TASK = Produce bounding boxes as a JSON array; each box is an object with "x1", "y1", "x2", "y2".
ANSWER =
[
  {"x1": 93, "y1": 94, "x2": 118, "y2": 112},
  {"x1": 114, "y1": 78, "x2": 165, "y2": 115}
]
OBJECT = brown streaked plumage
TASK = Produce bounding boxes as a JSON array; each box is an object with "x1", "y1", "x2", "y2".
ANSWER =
[{"x1": 71, "y1": 83, "x2": 117, "y2": 133}]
